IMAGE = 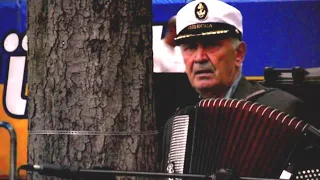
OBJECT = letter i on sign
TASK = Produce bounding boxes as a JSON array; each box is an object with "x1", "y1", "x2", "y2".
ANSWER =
[{"x1": 3, "y1": 33, "x2": 28, "y2": 119}]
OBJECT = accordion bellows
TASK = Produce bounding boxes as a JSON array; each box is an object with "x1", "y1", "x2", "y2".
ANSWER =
[{"x1": 167, "y1": 98, "x2": 309, "y2": 178}]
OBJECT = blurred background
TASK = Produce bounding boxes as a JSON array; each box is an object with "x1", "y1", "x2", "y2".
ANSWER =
[{"x1": 0, "y1": 0, "x2": 319, "y2": 179}]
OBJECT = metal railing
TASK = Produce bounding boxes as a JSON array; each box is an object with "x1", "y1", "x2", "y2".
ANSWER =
[{"x1": 0, "y1": 121, "x2": 17, "y2": 180}]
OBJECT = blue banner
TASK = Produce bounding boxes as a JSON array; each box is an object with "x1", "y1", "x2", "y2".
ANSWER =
[{"x1": 153, "y1": 0, "x2": 320, "y2": 76}]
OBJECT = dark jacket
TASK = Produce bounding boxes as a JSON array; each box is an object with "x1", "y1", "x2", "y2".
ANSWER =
[{"x1": 160, "y1": 77, "x2": 307, "y2": 174}]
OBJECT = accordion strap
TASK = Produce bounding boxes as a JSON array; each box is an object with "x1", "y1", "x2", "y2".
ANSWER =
[{"x1": 245, "y1": 87, "x2": 275, "y2": 101}]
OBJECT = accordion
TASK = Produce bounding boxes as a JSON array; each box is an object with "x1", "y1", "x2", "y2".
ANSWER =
[{"x1": 166, "y1": 98, "x2": 311, "y2": 178}]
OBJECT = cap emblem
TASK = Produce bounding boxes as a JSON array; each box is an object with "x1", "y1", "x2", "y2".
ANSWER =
[{"x1": 195, "y1": 2, "x2": 208, "y2": 20}]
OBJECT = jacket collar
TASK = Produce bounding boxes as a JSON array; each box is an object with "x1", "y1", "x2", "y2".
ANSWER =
[{"x1": 231, "y1": 77, "x2": 265, "y2": 100}]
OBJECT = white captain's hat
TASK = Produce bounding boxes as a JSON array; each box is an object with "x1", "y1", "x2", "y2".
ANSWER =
[{"x1": 175, "y1": 0, "x2": 243, "y2": 45}]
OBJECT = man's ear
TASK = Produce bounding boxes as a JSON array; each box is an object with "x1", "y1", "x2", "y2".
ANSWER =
[{"x1": 235, "y1": 41, "x2": 246, "y2": 67}]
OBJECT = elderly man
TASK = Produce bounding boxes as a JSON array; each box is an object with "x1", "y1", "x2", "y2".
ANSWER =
[{"x1": 160, "y1": 0, "x2": 306, "y2": 178}]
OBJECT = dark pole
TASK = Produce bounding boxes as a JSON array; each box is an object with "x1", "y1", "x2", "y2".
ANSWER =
[{"x1": 19, "y1": 164, "x2": 283, "y2": 180}]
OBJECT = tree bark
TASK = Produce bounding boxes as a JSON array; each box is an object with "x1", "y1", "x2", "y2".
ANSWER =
[{"x1": 27, "y1": 0, "x2": 156, "y2": 179}]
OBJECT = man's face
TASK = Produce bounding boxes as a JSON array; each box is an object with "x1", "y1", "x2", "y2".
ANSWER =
[{"x1": 180, "y1": 37, "x2": 243, "y2": 97}]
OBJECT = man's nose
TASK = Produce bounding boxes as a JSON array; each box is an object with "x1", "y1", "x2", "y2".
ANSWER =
[{"x1": 194, "y1": 45, "x2": 208, "y2": 64}]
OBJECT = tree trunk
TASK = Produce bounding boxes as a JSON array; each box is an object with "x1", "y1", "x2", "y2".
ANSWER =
[{"x1": 27, "y1": 0, "x2": 156, "y2": 179}]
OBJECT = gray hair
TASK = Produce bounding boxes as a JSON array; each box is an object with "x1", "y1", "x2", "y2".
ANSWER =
[
  {"x1": 231, "y1": 38, "x2": 244, "y2": 67},
  {"x1": 231, "y1": 38, "x2": 241, "y2": 50}
]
